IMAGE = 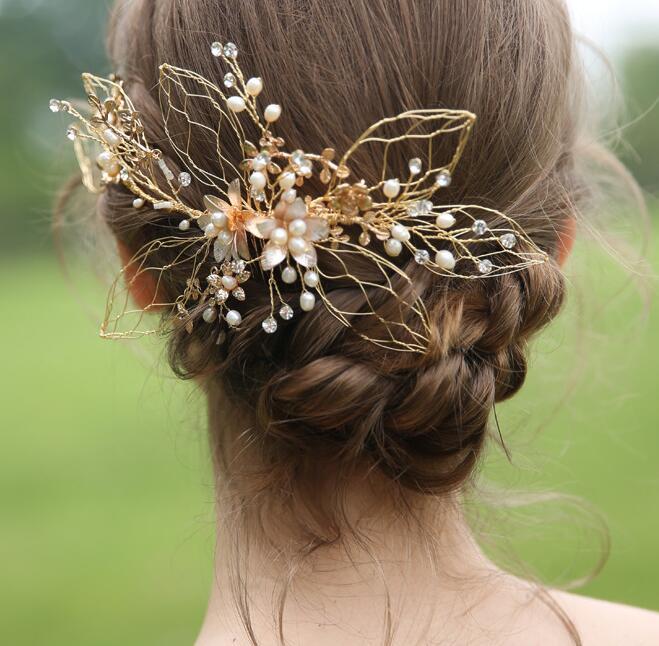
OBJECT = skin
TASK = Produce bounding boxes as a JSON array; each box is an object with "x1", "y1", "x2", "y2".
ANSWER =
[{"x1": 121, "y1": 223, "x2": 659, "y2": 644}]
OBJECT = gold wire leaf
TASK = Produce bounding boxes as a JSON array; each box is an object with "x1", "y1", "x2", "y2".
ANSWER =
[
  {"x1": 158, "y1": 64, "x2": 255, "y2": 203},
  {"x1": 328, "y1": 109, "x2": 476, "y2": 199},
  {"x1": 312, "y1": 236, "x2": 431, "y2": 353}
]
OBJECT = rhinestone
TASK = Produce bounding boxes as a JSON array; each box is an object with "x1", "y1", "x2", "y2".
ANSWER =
[
  {"x1": 478, "y1": 259, "x2": 494, "y2": 274},
  {"x1": 358, "y1": 231, "x2": 371, "y2": 246},
  {"x1": 279, "y1": 304, "x2": 294, "y2": 320},
  {"x1": 250, "y1": 189, "x2": 266, "y2": 202},
  {"x1": 408, "y1": 158, "x2": 422, "y2": 175},
  {"x1": 237, "y1": 271, "x2": 251, "y2": 283},
  {"x1": 472, "y1": 220, "x2": 488, "y2": 236},
  {"x1": 291, "y1": 150, "x2": 306, "y2": 166},
  {"x1": 66, "y1": 127, "x2": 77, "y2": 141},
  {"x1": 407, "y1": 202, "x2": 421, "y2": 216},
  {"x1": 414, "y1": 250, "x2": 431, "y2": 265},
  {"x1": 232, "y1": 259, "x2": 246, "y2": 273},
  {"x1": 179, "y1": 172, "x2": 192, "y2": 187},
  {"x1": 207, "y1": 273, "x2": 221, "y2": 286},
  {"x1": 49, "y1": 99, "x2": 61, "y2": 113},
  {"x1": 211, "y1": 41, "x2": 223, "y2": 57},
  {"x1": 232, "y1": 287, "x2": 246, "y2": 301},
  {"x1": 254, "y1": 151, "x2": 271, "y2": 167},
  {"x1": 435, "y1": 170, "x2": 452, "y2": 188},
  {"x1": 223, "y1": 42, "x2": 238, "y2": 58},
  {"x1": 262, "y1": 317, "x2": 278, "y2": 334},
  {"x1": 500, "y1": 233, "x2": 517, "y2": 249},
  {"x1": 420, "y1": 200, "x2": 433, "y2": 215},
  {"x1": 223, "y1": 72, "x2": 236, "y2": 88},
  {"x1": 215, "y1": 288, "x2": 229, "y2": 303},
  {"x1": 119, "y1": 169, "x2": 130, "y2": 182}
]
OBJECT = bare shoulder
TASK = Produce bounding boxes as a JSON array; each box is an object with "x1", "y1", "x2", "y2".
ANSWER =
[{"x1": 552, "y1": 590, "x2": 659, "y2": 645}]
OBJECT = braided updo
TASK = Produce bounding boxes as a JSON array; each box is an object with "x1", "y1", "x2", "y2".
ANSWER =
[{"x1": 103, "y1": 0, "x2": 582, "y2": 505}]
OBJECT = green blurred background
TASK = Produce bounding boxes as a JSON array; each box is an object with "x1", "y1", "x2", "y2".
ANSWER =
[{"x1": 1, "y1": 2, "x2": 658, "y2": 645}]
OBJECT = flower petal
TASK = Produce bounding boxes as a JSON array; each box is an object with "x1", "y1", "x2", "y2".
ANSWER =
[
  {"x1": 213, "y1": 239, "x2": 231, "y2": 263},
  {"x1": 260, "y1": 242, "x2": 287, "y2": 271},
  {"x1": 306, "y1": 218, "x2": 330, "y2": 241},
  {"x1": 203, "y1": 194, "x2": 231, "y2": 213},
  {"x1": 197, "y1": 213, "x2": 211, "y2": 230},
  {"x1": 236, "y1": 232, "x2": 251, "y2": 261},
  {"x1": 228, "y1": 178, "x2": 242, "y2": 208},
  {"x1": 292, "y1": 242, "x2": 317, "y2": 268},
  {"x1": 245, "y1": 216, "x2": 277, "y2": 239}
]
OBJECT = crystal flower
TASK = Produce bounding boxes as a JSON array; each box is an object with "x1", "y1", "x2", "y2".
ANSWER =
[
  {"x1": 247, "y1": 197, "x2": 330, "y2": 271},
  {"x1": 200, "y1": 179, "x2": 254, "y2": 262}
]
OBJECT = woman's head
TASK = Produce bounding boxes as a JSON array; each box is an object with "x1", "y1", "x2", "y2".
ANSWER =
[{"x1": 101, "y1": 0, "x2": 582, "y2": 517}]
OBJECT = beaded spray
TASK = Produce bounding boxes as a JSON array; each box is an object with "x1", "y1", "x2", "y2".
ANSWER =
[{"x1": 51, "y1": 40, "x2": 547, "y2": 352}]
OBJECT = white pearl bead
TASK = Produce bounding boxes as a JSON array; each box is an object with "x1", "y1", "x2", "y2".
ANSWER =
[
  {"x1": 97, "y1": 151, "x2": 119, "y2": 175},
  {"x1": 245, "y1": 77, "x2": 263, "y2": 97},
  {"x1": 252, "y1": 157, "x2": 267, "y2": 171},
  {"x1": 178, "y1": 219, "x2": 190, "y2": 231},
  {"x1": 435, "y1": 212, "x2": 456, "y2": 229},
  {"x1": 103, "y1": 128, "x2": 120, "y2": 146},
  {"x1": 303, "y1": 270, "x2": 319, "y2": 288},
  {"x1": 288, "y1": 236, "x2": 307, "y2": 256},
  {"x1": 264, "y1": 104, "x2": 282, "y2": 123},
  {"x1": 222, "y1": 275, "x2": 238, "y2": 290},
  {"x1": 282, "y1": 188, "x2": 297, "y2": 204},
  {"x1": 288, "y1": 218, "x2": 307, "y2": 237},
  {"x1": 202, "y1": 307, "x2": 218, "y2": 323},
  {"x1": 249, "y1": 171, "x2": 267, "y2": 191},
  {"x1": 204, "y1": 223, "x2": 217, "y2": 238},
  {"x1": 217, "y1": 230, "x2": 233, "y2": 245},
  {"x1": 383, "y1": 178, "x2": 401, "y2": 199},
  {"x1": 435, "y1": 249, "x2": 456, "y2": 270},
  {"x1": 97, "y1": 151, "x2": 113, "y2": 168},
  {"x1": 211, "y1": 211, "x2": 228, "y2": 228},
  {"x1": 270, "y1": 227, "x2": 288, "y2": 246},
  {"x1": 132, "y1": 198, "x2": 145, "y2": 209},
  {"x1": 281, "y1": 266, "x2": 298, "y2": 284},
  {"x1": 225, "y1": 310, "x2": 242, "y2": 327},
  {"x1": 384, "y1": 238, "x2": 403, "y2": 257},
  {"x1": 279, "y1": 172, "x2": 296, "y2": 190},
  {"x1": 390, "y1": 223, "x2": 410, "y2": 242},
  {"x1": 227, "y1": 96, "x2": 246, "y2": 113},
  {"x1": 299, "y1": 291, "x2": 316, "y2": 312}
]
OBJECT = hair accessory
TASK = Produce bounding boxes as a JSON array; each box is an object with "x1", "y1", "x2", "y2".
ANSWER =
[{"x1": 51, "y1": 40, "x2": 548, "y2": 353}]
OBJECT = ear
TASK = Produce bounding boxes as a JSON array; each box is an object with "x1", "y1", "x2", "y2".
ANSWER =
[
  {"x1": 117, "y1": 241, "x2": 160, "y2": 311},
  {"x1": 556, "y1": 217, "x2": 576, "y2": 267}
]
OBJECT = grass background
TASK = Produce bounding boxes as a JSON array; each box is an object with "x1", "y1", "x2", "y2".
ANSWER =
[{"x1": 1, "y1": 215, "x2": 657, "y2": 645}]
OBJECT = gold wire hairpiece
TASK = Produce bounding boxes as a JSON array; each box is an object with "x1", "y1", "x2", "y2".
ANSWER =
[{"x1": 50, "y1": 39, "x2": 548, "y2": 353}]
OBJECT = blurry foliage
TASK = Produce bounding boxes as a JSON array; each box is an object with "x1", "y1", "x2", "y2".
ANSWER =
[
  {"x1": 0, "y1": 0, "x2": 108, "y2": 254},
  {"x1": 619, "y1": 45, "x2": 659, "y2": 194}
]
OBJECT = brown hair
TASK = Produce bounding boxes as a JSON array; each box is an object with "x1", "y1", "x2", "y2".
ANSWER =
[{"x1": 102, "y1": 0, "x2": 590, "y2": 642}]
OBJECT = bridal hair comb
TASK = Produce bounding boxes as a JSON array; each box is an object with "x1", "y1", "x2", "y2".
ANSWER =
[{"x1": 50, "y1": 39, "x2": 547, "y2": 353}]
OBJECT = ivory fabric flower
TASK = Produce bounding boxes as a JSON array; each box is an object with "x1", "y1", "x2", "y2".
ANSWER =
[
  {"x1": 246, "y1": 197, "x2": 329, "y2": 271},
  {"x1": 199, "y1": 179, "x2": 253, "y2": 262}
]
